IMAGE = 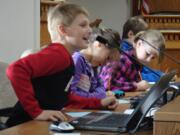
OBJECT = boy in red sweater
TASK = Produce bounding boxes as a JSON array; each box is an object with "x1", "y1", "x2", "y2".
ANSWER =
[{"x1": 6, "y1": 3, "x2": 118, "y2": 127}]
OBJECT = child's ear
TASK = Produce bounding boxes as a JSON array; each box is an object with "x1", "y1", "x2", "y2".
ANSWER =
[
  {"x1": 57, "y1": 24, "x2": 66, "y2": 35},
  {"x1": 136, "y1": 40, "x2": 143, "y2": 48},
  {"x1": 94, "y1": 41, "x2": 102, "y2": 48},
  {"x1": 127, "y1": 30, "x2": 134, "y2": 38}
]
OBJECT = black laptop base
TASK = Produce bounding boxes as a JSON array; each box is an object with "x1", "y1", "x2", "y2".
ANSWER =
[{"x1": 70, "y1": 71, "x2": 176, "y2": 133}]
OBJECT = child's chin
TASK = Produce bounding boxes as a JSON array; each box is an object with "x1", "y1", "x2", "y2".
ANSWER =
[
  {"x1": 139, "y1": 60, "x2": 147, "y2": 65},
  {"x1": 142, "y1": 62, "x2": 148, "y2": 65},
  {"x1": 79, "y1": 44, "x2": 88, "y2": 49}
]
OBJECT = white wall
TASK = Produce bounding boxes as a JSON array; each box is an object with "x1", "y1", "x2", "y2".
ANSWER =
[
  {"x1": 0, "y1": 0, "x2": 40, "y2": 63},
  {"x1": 68, "y1": 0, "x2": 131, "y2": 34},
  {"x1": 0, "y1": 0, "x2": 130, "y2": 63}
]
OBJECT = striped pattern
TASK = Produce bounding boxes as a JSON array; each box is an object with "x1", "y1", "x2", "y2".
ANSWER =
[{"x1": 141, "y1": 0, "x2": 150, "y2": 15}]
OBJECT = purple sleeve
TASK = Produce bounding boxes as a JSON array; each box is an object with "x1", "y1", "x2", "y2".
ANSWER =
[{"x1": 70, "y1": 53, "x2": 106, "y2": 99}]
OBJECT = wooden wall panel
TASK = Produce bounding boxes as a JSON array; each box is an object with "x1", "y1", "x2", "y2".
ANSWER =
[{"x1": 149, "y1": 0, "x2": 180, "y2": 13}]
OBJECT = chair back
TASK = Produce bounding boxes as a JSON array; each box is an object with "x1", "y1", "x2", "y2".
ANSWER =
[{"x1": 0, "y1": 61, "x2": 17, "y2": 130}]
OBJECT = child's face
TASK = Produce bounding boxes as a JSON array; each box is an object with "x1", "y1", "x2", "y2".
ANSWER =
[
  {"x1": 136, "y1": 40, "x2": 158, "y2": 64},
  {"x1": 64, "y1": 13, "x2": 92, "y2": 51},
  {"x1": 91, "y1": 42, "x2": 111, "y2": 67}
]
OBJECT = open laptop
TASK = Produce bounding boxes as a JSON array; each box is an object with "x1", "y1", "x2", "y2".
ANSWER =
[{"x1": 70, "y1": 70, "x2": 176, "y2": 133}]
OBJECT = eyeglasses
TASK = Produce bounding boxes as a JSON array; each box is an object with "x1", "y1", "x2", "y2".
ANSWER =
[
  {"x1": 139, "y1": 37, "x2": 160, "y2": 52},
  {"x1": 139, "y1": 37, "x2": 164, "y2": 62}
]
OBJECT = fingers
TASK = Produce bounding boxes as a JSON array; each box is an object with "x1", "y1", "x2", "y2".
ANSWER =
[
  {"x1": 136, "y1": 80, "x2": 150, "y2": 91},
  {"x1": 101, "y1": 96, "x2": 118, "y2": 108},
  {"x1": 50, "y1": 111, "x2": 68, "y2": 121},
  {"x1": 49, "y1": 115, "x2": 58, "y2": 121},
  {"x1": 35, "y1": 110, "x2": 68, "y2": 122},
  {"x1": 108, "y1": 101, "x2": 118, "y2": 109}
]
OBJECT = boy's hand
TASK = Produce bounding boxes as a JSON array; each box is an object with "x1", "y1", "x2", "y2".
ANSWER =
[
  {"x1": 101, "y1": 97, "x2": 118, "y2": 110},
  {"x1": 136, "y1": 80, "x2": 150, "y2": 91},
  {"x1": 35, "y1": 110, "x2": 67, "y2": 121},
  {"x1": 172, "y1": 75, "x2": 178, "y2": 81}
]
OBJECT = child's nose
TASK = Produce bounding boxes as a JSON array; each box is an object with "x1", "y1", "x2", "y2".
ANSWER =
[
  {"x1": 87, "y1": 25, "x2": 92, "y2": 34},
  {"x1": 147, "y1": 55, "x2": 155, "y2": 62}
]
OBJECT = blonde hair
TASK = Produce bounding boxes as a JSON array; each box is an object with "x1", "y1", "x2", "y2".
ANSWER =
[
  {"x1": 134, "y1": 29, "x2": 165, "y2": 62},
  {"x1": 47, "y1": 3, "x2": 89, "y2": 41}
]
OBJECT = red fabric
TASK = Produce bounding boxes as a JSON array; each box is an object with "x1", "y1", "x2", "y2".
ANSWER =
[
  {"x1": 65, "y1": 93, "x2": 102, "y2": 109},
  {"x1": 6, "y1": 43, "x2": 73, "y2": 118}
]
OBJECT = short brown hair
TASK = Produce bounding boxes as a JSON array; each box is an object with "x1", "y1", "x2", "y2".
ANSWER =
[{"x1": 122, "y1": 16, "x2": 148, "y2": 39}]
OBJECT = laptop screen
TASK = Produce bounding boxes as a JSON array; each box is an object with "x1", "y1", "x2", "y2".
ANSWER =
[{"x1": 126, "y1": 70, "x2": 176, "y2": 132}]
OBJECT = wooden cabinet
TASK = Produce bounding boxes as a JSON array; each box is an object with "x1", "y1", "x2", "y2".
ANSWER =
[
  {"x1": 147, "y1": 0, "x2": 180, "y2": 14},
  {"x1": 40, "y1": 0, "x2": 63, "y2": 46},
  {"x1": 154, "y1": 96, "x2": 180, "y2": 135},
  {"x1": 143, "y1": 15, "x2": 180, "y2": 76}
]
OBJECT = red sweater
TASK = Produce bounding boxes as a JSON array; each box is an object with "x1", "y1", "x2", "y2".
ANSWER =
[
  {"x1": 66, "y1": 93, "x2": 101, "y2": 109},
  {"x1": 7, "y1": 43, "x2": 101, "y2": 118}
]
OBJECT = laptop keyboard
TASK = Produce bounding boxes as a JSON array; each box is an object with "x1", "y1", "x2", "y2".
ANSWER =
[{"x1": 85, "y1": 112, "x2": 129, "y2": 127}]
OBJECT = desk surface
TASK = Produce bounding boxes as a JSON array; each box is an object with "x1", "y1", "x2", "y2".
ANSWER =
[
  {"x1": 0, "y1": 92, "x2": 152, "y2": 135},
  {"x1": 155, "y1": 95, "x2": 180, "y2": 122},
  {"x1": 0, "y1": 120, "x2": 153, "y2": 135}
]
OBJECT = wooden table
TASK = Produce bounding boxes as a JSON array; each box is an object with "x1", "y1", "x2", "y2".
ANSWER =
[
  {"x1": 154, "y1": 95, "x2": 180, "y2": 135},
  {"x1": 0, "y1": 120, "x2": 152, "y2": 135},
  {"x1": 0, "y1": 92, "x2": 153, "y2": 135}
]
